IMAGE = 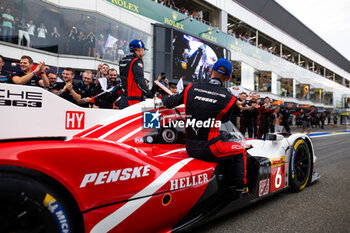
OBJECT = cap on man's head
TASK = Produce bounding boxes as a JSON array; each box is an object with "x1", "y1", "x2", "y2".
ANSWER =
[
  {"x1": 129, "y1": 40, "x2": 148, "y2": 50},
  {"x1": 212, "y1": 58, "x2": 232, "y2": 77}
]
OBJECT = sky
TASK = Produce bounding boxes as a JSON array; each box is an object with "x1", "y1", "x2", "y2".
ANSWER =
[{"x1": 274, "y1": 0, "x2": 350, "y2": 62}]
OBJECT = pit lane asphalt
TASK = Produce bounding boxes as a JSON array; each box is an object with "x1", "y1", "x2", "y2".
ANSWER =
[{"x1": 192, "y1": 134, "x2": 350, "y2": 233}]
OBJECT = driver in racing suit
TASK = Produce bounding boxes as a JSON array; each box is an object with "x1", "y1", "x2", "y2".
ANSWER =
[
  {"x1": 162, "y1": 58, "x2": 247, "y2": 193},
  {"x1": 118, "y1": 40, "x2": 153, "y2": 108}
]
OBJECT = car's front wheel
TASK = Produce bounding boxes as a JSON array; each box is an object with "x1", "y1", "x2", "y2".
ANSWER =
[
  {"x1": 0, "y1": 172, "x2": 75, "y2": 232},
  {"x1": 289, "y1": 139, "x2": 312, "y2": 191}
]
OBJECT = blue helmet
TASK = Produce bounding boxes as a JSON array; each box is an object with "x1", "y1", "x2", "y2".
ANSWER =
[{"x1": 129, "y1": 40, "x2": 148, "y2": 50}]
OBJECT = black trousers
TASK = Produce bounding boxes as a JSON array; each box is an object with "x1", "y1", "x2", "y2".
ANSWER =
[
  {"x1": 241, "y1": 116, "x2": 258, "y2": 138},
  {"x1": 258, "y1": 116, "x2": 269, "y2": 139},
  {"x1": 219, "y1": 153, "x2": 247, "y2": 188}
]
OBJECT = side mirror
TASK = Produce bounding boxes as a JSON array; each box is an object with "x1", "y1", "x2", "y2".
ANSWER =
[{"x1": 265, "y1": 133, "x2": 284, "y2": 141}]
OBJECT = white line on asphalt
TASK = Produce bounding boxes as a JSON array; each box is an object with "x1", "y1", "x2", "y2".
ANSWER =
[{"x1": 310, "y1": 132, "x2": 350, "y2": 138}]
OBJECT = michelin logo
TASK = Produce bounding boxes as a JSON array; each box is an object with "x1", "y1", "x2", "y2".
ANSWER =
[
  {"x1": 143, "y1": 110, "x2": 161, "y2": 129},
  {"x1": 43, "y1": 193, "x2": 71, "y2": 233}
]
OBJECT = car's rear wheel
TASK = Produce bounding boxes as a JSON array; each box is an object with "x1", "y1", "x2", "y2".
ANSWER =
[
  {"x1": 289, "y1": 139, "x2": 312, "y2": 191},
  {"x1": 0, "y1": 172, "x2": 74, "y2": 232}
]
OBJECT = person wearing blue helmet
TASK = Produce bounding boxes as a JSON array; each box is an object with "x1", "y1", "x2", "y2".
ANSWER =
[
  {"x1": 161, "y1": 58, "x2": 247, "y2": 195},
  {"x1": 118, "y1": 39, "x2": 152, "y2": 108}
]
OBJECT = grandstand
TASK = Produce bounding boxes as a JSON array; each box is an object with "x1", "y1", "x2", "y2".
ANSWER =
[{"x1": 0, "y1": 0, "x2": 349, "y2": 112}]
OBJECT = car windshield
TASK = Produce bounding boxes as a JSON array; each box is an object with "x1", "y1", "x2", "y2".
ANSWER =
[{"x1": 219, "y1": 121, "x2": 246, "y2": 142}]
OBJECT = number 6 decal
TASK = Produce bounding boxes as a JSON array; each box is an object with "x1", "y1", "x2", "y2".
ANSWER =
[
  {"x1": 275, "y1": 167, "x2": 282, "y2": 188},
  {"x1": 271, "y1": 165, "x2": 285, "y2": 192}
]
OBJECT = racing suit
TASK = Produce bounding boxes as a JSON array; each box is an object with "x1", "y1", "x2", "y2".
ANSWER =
[
  {"x1": 162, "y1": 78, "x2": 247, "y2": 187},
  {"x1": 119, "y1": 52, "x2": 152, "y2": 108}
]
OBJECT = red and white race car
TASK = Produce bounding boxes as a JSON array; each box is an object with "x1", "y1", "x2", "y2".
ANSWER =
[{"x1": 0, "y1": 84, "x2": 320, "y2": 232}]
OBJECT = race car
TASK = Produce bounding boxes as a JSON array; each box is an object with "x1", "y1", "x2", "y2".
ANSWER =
[{"x1": 0, "y1": 85, "x2": 320, "y2": 233}]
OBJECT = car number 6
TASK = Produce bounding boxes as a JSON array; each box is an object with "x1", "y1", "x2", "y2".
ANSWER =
[{"x1": 275, "y1": 167, "x2": 282, "y2": 188}]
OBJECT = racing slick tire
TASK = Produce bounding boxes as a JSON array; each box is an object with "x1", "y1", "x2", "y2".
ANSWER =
[
  {"x1": 289, "y1": 139, "x2": 312, "y2": 192},
  {"x1": 0, "y1": 172, "x2": 76, "y2": 233}
]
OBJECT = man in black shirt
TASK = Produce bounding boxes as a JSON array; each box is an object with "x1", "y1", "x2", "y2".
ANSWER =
[
  {"x1": 249, "y1": 93, "x2": 260, "y2": 138},
  {"x1": 18, "y1": 17, "x2": 30, "y2": 47},
  {"x1": 257, "y1": 97, "x2": 273, "y2": 139},
  {"x1": 280, "y1": 103, "x2": 300, "y2": 133},
  {"x1": 52, "y1": 67, "x2": 82, "y2": 105},
  {"x1": 239, "y1": 92, "x2": 261, "y2": 138},
  {"x1": 0, "y1": 55, "x2": 12, "y2": 83},
  {"x1": 46, "y1": 72, "x2": 57, "y2": 92},
  {"x1": 95, "y1": 68, "x2": 122, "y2": 109},
  {"x1": 11, "y1": 55, "x2": 49, "y2": 87},
  {"x1": 301, "y1": 105, "x2": 315, "y2": 136},
  {"x1": 162, "y1": 58, "x2": 247, "y2": 193},
  {"x1": 76, "y1": 70, "x2": 96, "y2": 108}
]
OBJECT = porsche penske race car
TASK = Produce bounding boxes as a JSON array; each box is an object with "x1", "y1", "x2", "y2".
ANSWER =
[{"x1": 0, "y1": 84, "x2": 320, "y2": 233}]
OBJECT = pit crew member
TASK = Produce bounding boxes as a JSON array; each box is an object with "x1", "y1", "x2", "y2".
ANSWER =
[
  {"x1": 11, "y1": 55, "x2": 49, "y2": 87},
  {"x1": 0, "y1": 55, "x2": 12, "y2": 83},
  {"x1": 95, "y1": 68, "x2": 122, "y2": 109},
  {"x1": 280, "y1": 103, "x2": 300, "y2": 133},
  {"x1": 77, "y1": 70, "x2": 96, "y2": 108},
  {"x1": 52, "y1": 67, "x2": 82, "y2": 105},
  {"x1": 301, "y1": 105, "x2": 315, "y2": 136},
  {"x1": 46, "y1": 72, "x2": 57, "y2": 92}
]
